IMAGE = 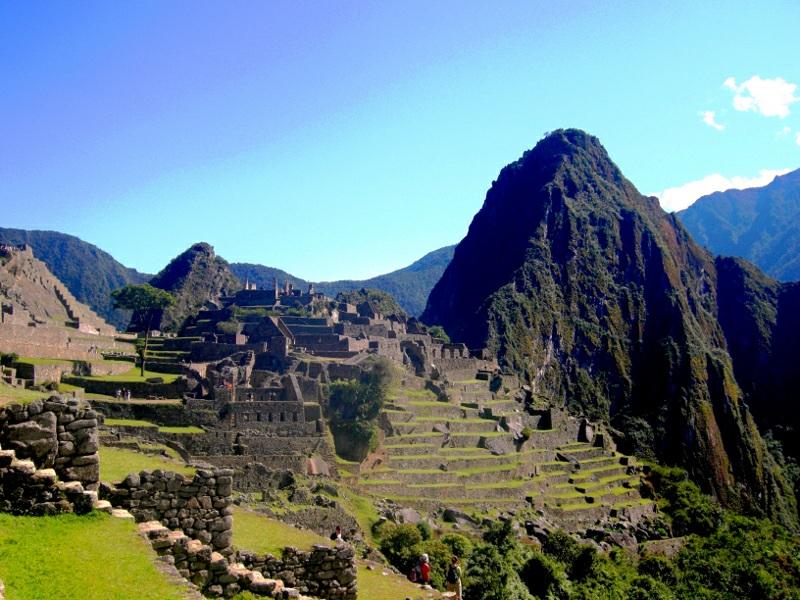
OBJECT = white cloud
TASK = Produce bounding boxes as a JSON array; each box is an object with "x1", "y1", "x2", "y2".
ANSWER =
[
  {"x1": 724, "y1": 76, "x2": 799, "y2": 118},
  {"x1": 700, "y1": 110, "x2": 725, "y2": 131},
  {"x1": 796, "y1": 132, "x2": 800, "y2": 146},
  {"x1": 778, "y1": 125, "x2": 792, "y2": 137},
  {"x1": 653, "y1": 169, "x2": 792, "y2": 212}
]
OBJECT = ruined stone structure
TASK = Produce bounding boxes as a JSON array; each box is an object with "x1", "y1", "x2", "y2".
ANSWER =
[
  {"x1": 104, "y1": 468, "x2": 235, "y2": 554},
  {"x1": 0, "y1": 397, "x2": 101, "y2": 516},
  {"x1": 0, "y1": 396, "x2": 100, "y2": 489}
]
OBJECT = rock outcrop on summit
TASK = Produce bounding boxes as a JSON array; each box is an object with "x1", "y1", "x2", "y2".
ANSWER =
[{"x1": 423, "y1": 129, "x2": 797, "y2": 525}]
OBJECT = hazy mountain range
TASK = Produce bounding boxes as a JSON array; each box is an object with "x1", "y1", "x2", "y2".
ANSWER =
[
  {"x1": 677, "y1": 168, "x2": 800, "y2": 281},
  {"x1": 0, "y1": 228, "x2": 454, "y2": 327}
]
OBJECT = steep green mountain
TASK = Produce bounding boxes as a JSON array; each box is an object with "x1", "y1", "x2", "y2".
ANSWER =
[
  {"x1": 130, "y1": 242, "x2": 241, "y2": 333},
  {"x1": 230, "y1": 245, "x2": 455, "y2": 316},
  {"x1": 677, "y1": 168, "x2": 800, "y2": 281},
  {"x1": 0, "y1": 228, "x2": 148, "y2": 329},
  {"x1": 422, "y1": 129, "x2": 796, "y2": 525},
  {"x1": 715, "y1": 257, "x2": 800, "y2": 484}
]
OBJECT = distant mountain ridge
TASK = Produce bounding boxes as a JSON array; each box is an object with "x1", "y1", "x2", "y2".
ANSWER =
[
  {"x1": 0, "y1": 227, "x2": 454, "y2": 326},
  {"x1": 423, "y1": 128, "x2": 797, "y2": 525},
  {"x1": 0, "y1": 228, "x2": 149, "y2": 329},
  {"x1": 677, "y1": 168, "x2": 800, "y2": 281},
  {"x1": 229, "y1": 245, "x2": 456, "y2": 316}
]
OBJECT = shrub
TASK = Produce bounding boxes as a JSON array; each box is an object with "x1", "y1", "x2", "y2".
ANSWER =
[
  {"x1": 520, "y1": 552, "x2": 570, "y2": 599},
  {"x1": 441, "y1": 533, "x2": 473, "y2": 559},
  {"x1": 647, "y1": 465, "x2": 722, "y2": 536},
  {"x1": 378, "y1": 523, "x2": 423, "y2": 574},
  {"x1": 638, "y1": 554, "x2": 677, "y2": 586},
  {"x1": 411, "y1": 538, "x2": 451, "y2": 589},
  {"x1": 428, "y1": 325, "x2": 450, "y2": 343},
  {"x1": 415, "y1": 521, "x2": 432, "y2": 541}
]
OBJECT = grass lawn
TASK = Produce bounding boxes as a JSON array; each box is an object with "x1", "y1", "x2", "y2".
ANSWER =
[
  {"x1": 157, "y1": 425, "x2": 204, "y2": 434},
  {"x1": 104, "y1": 418, "x2": 158, "y2": 428},
  {"x1": 84, "y1": 367, "x2": 180, "y2": 384},
  {"x1": 99, "y1": 446, "x2": 195, "y2": 483},
  {"x1": 229, "y1": 507, "x2": 439, "y2": 599},
  {"x1": 0, "y1": 512, "x2": 187, "y2": 600},
  {"x1": 0, "y1": 382, "x2": 48, "y2": 406},
  {"x1": 231, "y1": 505, "x2": 328, "y2": 556},
  {"x1": 357, "y1": 563, "x2": 441, "y2": 600},
  {"x1": 103, "y1": 419, "x2": 204, "y2": 435}
]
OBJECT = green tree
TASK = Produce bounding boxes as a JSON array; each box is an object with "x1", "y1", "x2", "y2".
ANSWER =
[
  {"x1": 111, "y1": 284, "x2": 174, "y2": 376},
  {"x1": 427, "y1": 325, "x2": 450, "y2": 343}
]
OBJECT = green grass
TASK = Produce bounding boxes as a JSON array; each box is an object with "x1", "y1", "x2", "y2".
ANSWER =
[
  {"x1": 157, "y1": 425, "x2": 204, "y2": 434},
  {"x1": 357, "y1": 563, "x2": 440, "y2": 600},
  {"x1": 0, "y1": 512, "x2": 186, "y2": 600},
  {"x1": 99, "y1": 446, "x2": 195, "y2": 483},
  {"x1": 231, "y1": 506, "x2": 328, "y2": 556},
  {"x1": 103, "y1": 419, "x2": 202, "y2": 434},
  {"x1": 104, "y1": 418, "x2": 158, "y2": 428},
  {"x1": 0, "y1": 382, "x2": 49, "y2": 406},
  {"x1": 57, "y1": 382, "x2": 83, "y2": 393},
  {"x1": 83, "y1": 367, "x2": 180, "y2": 383}
]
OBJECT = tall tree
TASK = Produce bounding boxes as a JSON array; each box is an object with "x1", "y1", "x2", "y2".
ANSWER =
[{"x1": 111, "y1": 284, "x2": 174, "y2": 376}]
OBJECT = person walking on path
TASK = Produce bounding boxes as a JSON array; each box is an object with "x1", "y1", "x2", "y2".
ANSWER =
[{"x1": 445, "y1": 555, "x2": 462, "y2": 600}]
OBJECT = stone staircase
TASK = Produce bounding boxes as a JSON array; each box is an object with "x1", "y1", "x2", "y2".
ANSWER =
[
  {"x1": 357, "y1": 376, "x2": 653, "y2": 527},
  {"x1": 0, "y1": 440, "x2": 98, "y2": 515}
]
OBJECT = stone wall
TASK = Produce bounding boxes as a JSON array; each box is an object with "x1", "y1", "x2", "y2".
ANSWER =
[
  {"x1": 0, "y1": 396, "x2": 100, "y2": 489},
  {"x1": 104, "y1": 468, "x2": 235, "y2": 555},
  {"x1": 138, "y1": 520, "x2": 310, "y2": 599},
  {"x1": 239, "y1": 543, "x2": 357, "y2": 600},
  {"x1": 0, "y1": 440, "x2": 93, "y2": 515}
]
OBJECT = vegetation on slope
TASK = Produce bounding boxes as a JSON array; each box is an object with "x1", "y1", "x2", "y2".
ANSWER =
[
  {"x1": 335, "y1": 288, "x2": 407, "y2": 317},
  {"x1": 328, "y1": 358, "x2": 392, "y2": 461}
]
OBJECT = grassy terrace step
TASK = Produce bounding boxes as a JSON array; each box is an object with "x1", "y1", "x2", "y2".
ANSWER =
[
  {"x1": 389, "y1": 418, "x2": 501, "y2": 434},
  {"x1": 578, "y1": 475, "x2": 640, "y2": 492},
  {"x1": 386, "y1": 448, "x2": 555, "y2": 470},
  {"x1": 570, "y1": 464, "x2": 629, "y2": 481},
  {"x1": 382, "y1": 442, "x2": 437, "y2": 455},
  {"x1": 103, "y1": 418, "x2": 204, "y2": 435},
  {"x1": 362, "y1": 462, "x2": 524, "y2": 484}
]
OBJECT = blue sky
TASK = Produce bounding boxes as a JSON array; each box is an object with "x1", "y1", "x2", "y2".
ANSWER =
[{"x1": 2, "y1": 1, "x2": 799, "y2": 279}]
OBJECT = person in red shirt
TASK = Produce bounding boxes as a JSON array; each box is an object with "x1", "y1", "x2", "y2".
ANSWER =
[{"x1": 419, "y1": 553, "x2": 431, "y2": 585}]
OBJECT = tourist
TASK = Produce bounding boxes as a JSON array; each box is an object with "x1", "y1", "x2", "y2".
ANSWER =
[
  {"x1": 445, "y1": 556, "x2": 462, "y2": 600},
  {"x1": 419, "y1": 553, "x2": 431, "y2": 585},
  {"x1": 115, "y1": 388, "x2": 121, "y2": 400},
  {"x1": 330, "y1": 525, "x2": 344, "y2": 542}
]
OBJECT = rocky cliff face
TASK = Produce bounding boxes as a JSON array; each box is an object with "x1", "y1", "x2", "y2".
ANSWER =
[
  {"x1": 130, "y1": 242, "x2": 241, "y2": 333},
  {"x1": 715, "y1": 257, "x2": 800, "y2": 479},
  {"x1": 423, "y1": 129, "x2": 797, "y2": 525}
]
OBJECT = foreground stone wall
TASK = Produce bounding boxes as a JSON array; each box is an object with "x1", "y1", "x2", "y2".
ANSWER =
[
  {"x1": 104, "y1": 468, "x2": 235, "y2": 555},
  {"x1": 0, "y1": 396, "x2": 99, "y2": 489},
  {"x1": 239, "y1": 543, "x2": 357, "y2": 600}
]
